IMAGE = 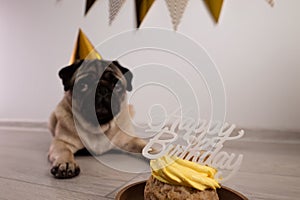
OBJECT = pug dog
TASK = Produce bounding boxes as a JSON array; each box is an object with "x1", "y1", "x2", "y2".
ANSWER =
[{"x1": 48, "y1": 59, "x2": 146, "y2": 179}]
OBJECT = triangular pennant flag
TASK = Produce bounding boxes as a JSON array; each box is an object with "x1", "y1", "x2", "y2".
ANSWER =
[
  {"x1": 85, "y1": 0, "x2": 97, "y2": 16},
  {"x1": 109, "y1": 0, "x2": 126, "y2": 25},
  {"x1": 204, "y1": 0, "x2": 223, "y2": 23},
  {"x1": 265, "y1": 0, "x2": 274, "y2": 7},
  {"x1": 135, "y1": 0, "x2": 155, "y2": 28},
  {"x1": 165, "y1": 0, "x2": 189, "y2": 31},
  {"x1": 69, "y1": 29, "x2": 102, "y2": 64}
]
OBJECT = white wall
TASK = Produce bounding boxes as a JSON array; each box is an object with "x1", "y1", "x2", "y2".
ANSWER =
[{"x1": 0, "y1": 0, "x2": 299, "y2": 132}]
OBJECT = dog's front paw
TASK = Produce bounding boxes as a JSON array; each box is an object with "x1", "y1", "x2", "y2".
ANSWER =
[
  {"x1": 51, "y1": 162, "x2": 80, "y2": 179},
  {"x1": 128, "y1": 138, "x2": 147, "y2": 153}
]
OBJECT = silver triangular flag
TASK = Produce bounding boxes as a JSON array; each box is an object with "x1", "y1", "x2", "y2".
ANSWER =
[
  {"x1": 109, "y1": 0, "x2": 126, "y2": 25},
  {"x1": 165, "y1": 0, "x2": 189, "y2": 30}
]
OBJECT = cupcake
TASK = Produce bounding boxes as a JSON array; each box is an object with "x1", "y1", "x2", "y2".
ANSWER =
[{"x1": 144, "y1": 156, "x2": 220, "y2": 200}]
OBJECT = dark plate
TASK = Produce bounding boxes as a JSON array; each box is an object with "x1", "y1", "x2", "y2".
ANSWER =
[{"x1": 116, "y1": 181, "x2": 248, "y2": 200}]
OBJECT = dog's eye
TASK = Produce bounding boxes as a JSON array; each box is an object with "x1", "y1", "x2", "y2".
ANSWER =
[
  {"x1": 79, "y1": 83, "x2": 88, "y2": 92},
  {"x1": 114, "y1": 82, "x2": 123, "y2": 93}
]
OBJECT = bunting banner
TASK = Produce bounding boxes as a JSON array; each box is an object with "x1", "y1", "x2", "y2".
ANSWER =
[
  {"x1": 85, "y1": 0, "x2": 97, "y2": 16},
  {"x1": 79, "y1": 0, "x2": 274, "y2": 30},
  {"x1": 69, "y1": 29, "x2": 102, "y2": 64},
  {"x1": 204, "y1": 0, "x2": 224, "y2": 23},
  {"x1": 109, "y1": 0, "x2": 126, "y2": 25},
  {"x1": 165, "y1": 0, "x2": 189, "y2": 31},
  {"x1": 135, "y1": 0, "x2": 155, "y2": 28}
]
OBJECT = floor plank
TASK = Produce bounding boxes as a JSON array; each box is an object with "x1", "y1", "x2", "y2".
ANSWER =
[
  {"x1": 0, "y1": 177, "x2": 112, "y2": 200},
  {"x1": 0, "y1": 129, "x2": 137, "y2": 197},
  {"x1": 225, "y1": 171, "x2": 300, "y2": 200},
  {"x1": 223, "y1": 141, "x2": 300, "y2": 177},
  {"x1": 0, "y1": 126, "x2": 299, "y2": 200}
]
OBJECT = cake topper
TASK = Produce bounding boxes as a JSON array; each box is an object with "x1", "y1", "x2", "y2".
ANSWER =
[{"x1": 143, "y1": 108, "x2": 244, "y2": 182}]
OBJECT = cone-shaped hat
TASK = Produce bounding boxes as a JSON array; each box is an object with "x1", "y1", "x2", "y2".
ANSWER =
[{"x1": 69, "y1": 29, "x2": 101, "y2": 64}]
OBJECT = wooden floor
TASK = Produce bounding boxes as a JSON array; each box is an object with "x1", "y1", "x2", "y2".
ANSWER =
[{"x1": 0, "y1": 124, "x2": 299, "y2": 200}]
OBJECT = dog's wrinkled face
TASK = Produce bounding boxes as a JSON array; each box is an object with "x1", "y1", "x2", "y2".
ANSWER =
[{"x1": 58, "y1": 59, "x2": 133, "y2": 126}]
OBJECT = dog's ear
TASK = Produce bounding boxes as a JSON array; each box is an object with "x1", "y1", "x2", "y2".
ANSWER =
[
  {"x1": 58, "y1": 60, "x2": 83, "y2": 91},
  {"x1": 112, "y1": 61, "x2": 133, "y2": 91}
]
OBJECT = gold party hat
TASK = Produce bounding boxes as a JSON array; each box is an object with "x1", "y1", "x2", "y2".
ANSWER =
[{"x1": 69, "y1": 29, "x2": 101, "y2": 64}]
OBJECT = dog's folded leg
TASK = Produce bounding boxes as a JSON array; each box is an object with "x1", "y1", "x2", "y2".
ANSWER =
[
  {"x1": 48, "y1": 139, "x2": 80, "y2": 179},
  {"x1": 110, "y1": 130, "x2": 147, "y2": 154},
  {"x1": 122, "y1": 137, "x2": 147, "y2": 153}
]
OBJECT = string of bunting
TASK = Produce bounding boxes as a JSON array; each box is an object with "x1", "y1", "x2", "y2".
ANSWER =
[{"x1": 83, "y1": 0, "x2": 274, "y2": 30}]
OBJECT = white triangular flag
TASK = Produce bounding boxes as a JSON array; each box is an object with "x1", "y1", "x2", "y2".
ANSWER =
[
  {"x1": 109, "y1": 0, "x2": 126, "y2": 25},
  {"x1": 165, "y1": 0, "x2": 189, "y2": 30}
]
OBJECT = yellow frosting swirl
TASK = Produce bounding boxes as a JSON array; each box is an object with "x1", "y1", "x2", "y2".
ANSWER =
[{"x1": 150, "y1": 156, "x2": 220, "y2": 191}]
